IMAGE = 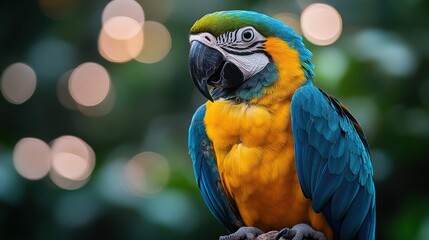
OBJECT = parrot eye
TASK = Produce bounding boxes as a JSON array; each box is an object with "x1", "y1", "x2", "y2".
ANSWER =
[{"x1": 242, "y1": 29, "x2": 254, "y2": 42}]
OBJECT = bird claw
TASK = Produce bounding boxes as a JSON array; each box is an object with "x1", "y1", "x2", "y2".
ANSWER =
[
  {"x1": 219, "y1": 226, "x2": 264, "y2": 240},
  {"x1": 275, "y1": 228, "x2": 296, "y2": 240},
  {"x1": 275, "y1": 224, "x2": 326, "y2": 240}
]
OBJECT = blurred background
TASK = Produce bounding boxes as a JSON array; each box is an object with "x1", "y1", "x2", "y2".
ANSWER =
[{"x1": 0, "y1": 0, "x2": 428, "y2": 239}]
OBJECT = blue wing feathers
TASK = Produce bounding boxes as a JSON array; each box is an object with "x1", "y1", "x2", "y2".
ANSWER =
[
  {"x1": 291, "y1": 84, "x2": 376, "y2": 239},
  {"x1": 309, "y1": 147, "x2": 324, "y2": 195},
  {"x1": 318, "y1": 136, "x2": 333, "y2": 158},
  {"x1": 312, "y1": 165, "x2": 344, "y2": 211},
  {"x1": 199, "y1": 166, "x2": 226, "y2": 222},
  {"x1": 331, "y1": 136, "x2": 347, "y2": 158},
  {"x1": 328, "y1": 156, "x2": 346, "y2": 175},
  {"x1": 357, "y1": 205, "x2": 376, "y2": 240},
  {"x1": 315, "y1": 116, "x2": 328, "y2": 134},
  {"x1": 331, "y1": 180, "x2": 360, "y2": 219},
  {"x1": 359, "y1": 164, "x2": 369, "y2": 186},
  {"x1": 367, "y1": 179, "x2": 375, "y2": 195},
  {"x1": 349, "y1": 152, "x2": 361, "y2": 175},
  {"x1": 295, "y1": 144, "x2": 311, "y2": 198},
  {"x1": 341, "y1": 188, "x2": 372, "y2": 239}
]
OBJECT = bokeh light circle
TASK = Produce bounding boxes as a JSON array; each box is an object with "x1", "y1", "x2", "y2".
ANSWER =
[
  {"x1": 123, "y1": 152, "x2": 170, "y2": 196},
  {"x1": 301, "y1": 3, "x2": 342, "y2": 46},
  {"x1": 50, "y1": 171, "x2": 89, "y2": 190},
  {"x1": 98, "y1": 27, "x2": 144, "y2": 63},
  {"x1": 102, "y1": 0, "x2": 145, "y2": 26},
  {"x1": 53, "y1": 152, "x2": 90, "y2": 180},
  {"x1": 103, "y1": 16, "x2": 142, "y2": 40},
  {"x1": 69, "y1": 62, "x2": 111, "y2": 107},
  {"x1": 78, "y1": 85, "x2": 116, "y2": 117},
  {"x1": 50, "y1": 135, "x2": 95, "y2": 190},
  {"x1": 135, "y1": 21, "x2": 171, "y2": 64},
  {"x1": 1, "y1": 63, "x2": 37, "y2": 104},
  {"x1": 13, "y1": 138, "x2": 51, "y2": 180}
]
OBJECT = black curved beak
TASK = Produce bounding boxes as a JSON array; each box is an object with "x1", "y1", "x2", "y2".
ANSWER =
[
  {"x1": 189, "y1": 41, "x2": 222, "y2": 101},
  {"x1": 189, "y1": 41, "x2": 244, "y2": 101}
]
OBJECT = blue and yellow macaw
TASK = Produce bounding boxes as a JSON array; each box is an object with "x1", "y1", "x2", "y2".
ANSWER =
[{"x1": 188, "y1": 11, "x2": 375, "y2": 240}]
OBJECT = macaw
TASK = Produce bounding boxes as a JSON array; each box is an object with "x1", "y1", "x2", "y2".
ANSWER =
[{"x1": 188, "y1": 11, "x2": 375, "y2": 240}]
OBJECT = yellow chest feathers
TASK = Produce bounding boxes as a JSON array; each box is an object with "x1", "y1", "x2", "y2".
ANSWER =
[
  {"x1": 204, "y1": 99, "x2": 301, "y2": 227},
  {"x1": 203, "y1": 99, "x2": 331, "y2": 235},
  {"x1": 204, "y1": 97, "x2": 293, "y2": 182},
  {"x1": 204, "y1": 98, "x2": 296, "y2": 185}
]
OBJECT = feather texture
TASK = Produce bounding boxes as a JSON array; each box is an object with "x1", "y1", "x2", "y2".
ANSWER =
[{"x1": 291, "y1": 83, "x2": 376, "y2": 239}]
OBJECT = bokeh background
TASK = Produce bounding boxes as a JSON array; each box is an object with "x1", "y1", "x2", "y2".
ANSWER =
[{"x1": 1, "y1": 0, "x2": 429, "y2": 239}]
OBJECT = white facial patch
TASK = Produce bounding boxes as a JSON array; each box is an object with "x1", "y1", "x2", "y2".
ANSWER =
[
  {"x1": 224, "y1": 52, "x2": 269, "y2": 80},
  {"x1": 189, "y1": 26, "x2": 270, "y2": 80}
]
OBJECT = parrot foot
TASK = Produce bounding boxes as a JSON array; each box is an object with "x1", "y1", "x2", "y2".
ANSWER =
[
  {"x1": 219, "y1": 226, "x2": 264, "y2": 240},
  {"x1": 275, "y1": 224, "x2": 326, "y2": 240}
]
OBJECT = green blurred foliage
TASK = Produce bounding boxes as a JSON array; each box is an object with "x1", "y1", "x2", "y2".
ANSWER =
[{"x1": 1, "y1": 0, "x2": 429, "y2": 239}]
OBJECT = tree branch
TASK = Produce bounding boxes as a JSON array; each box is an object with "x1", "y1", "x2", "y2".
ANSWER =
[{"x1": 255, "y1": 231, "x2": 280, "y2": 240}]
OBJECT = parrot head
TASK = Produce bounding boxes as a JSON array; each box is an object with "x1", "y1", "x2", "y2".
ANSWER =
[{"x1": 189, "y1": 10, "x2": 314, "y2": 101}]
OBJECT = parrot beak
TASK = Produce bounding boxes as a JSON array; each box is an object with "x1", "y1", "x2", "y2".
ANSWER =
[{"x1": 189, "y1": 41, "x2": 244, "y2": 102}]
